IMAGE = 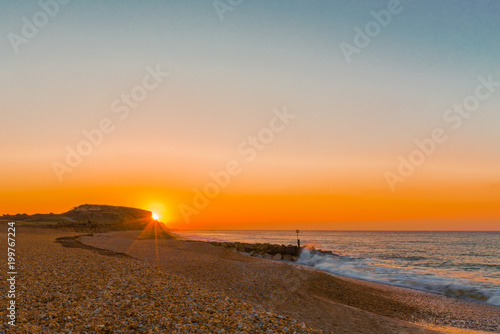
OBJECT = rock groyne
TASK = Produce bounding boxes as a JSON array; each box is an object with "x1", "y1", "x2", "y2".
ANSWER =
[
  {"x1": 210, "y1": 241, "x2": 341, "y2": 262},
  {"x1": 211, "y1": 241, "x2": 300, "y2": 261}
]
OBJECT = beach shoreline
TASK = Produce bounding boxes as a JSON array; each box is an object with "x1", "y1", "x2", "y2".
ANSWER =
[
  {"x1": 172, "y1": 230, "x2": 500, "y2": 308},
  {"x1": 2, "y1": 225, "x2": 498, "y2": 333},
  {"x1": 80, "y1": 228, "x2": 499, "y2": 333}
]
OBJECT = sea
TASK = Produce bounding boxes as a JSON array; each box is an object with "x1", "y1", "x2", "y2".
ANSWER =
[{"x1": 173, "y1": 230, "x2": 500, "y2": 307}]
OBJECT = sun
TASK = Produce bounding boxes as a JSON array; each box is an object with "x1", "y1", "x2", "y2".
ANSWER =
[{"x1": 143, "y1": 201, "x2": 172, "y2": 223}]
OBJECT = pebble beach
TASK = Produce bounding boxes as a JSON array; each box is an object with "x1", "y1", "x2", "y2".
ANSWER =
[{"x1": 1, "y1": 224, "x2": 499, "y2": 333}]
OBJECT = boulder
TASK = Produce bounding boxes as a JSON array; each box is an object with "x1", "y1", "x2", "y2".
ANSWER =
[
  {"x1": 257, "y1": 243, "x2": 271, "y2": 253},
  {"x1": 272, "y1": 254, "x2": 282, "y2": 261},
  {"x1": 292, "y1": 256, "x2": 300, "y2": 261},
  {"x1": 263, "y1": 253, "x2": 273, "y2": 259},
  {"x1": 270, "y1": 244, "x2": 286, "y2": 255},
  {"x1": 282, "y1": 254, "x2": 293, "y2": 261},
  {"x1": 284, "y1": 245, "x2": 298, "y2": 255},
  {"x1": 244, "y1": 244, "x2": 256, "y2": 253}
]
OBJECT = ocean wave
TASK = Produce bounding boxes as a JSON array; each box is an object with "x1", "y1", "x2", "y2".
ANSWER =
[{"x1": 297, "y1": 248, "x2": 500, "y2": 307}]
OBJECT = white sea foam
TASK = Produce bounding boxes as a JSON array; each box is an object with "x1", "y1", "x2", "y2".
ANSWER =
[
  {"x1": 487, "y1": 295, "x2": 500, "y2": 306},
  {"x1": 297, "y1": 248, "x2": 500, "y2": 306},
  {"x1": 173, "y1": 230, "x2": 500, "y2": 306}
]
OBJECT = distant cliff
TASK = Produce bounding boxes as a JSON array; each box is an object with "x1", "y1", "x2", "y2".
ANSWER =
[{"x1": 2, "y1": 204, "x2": 157, "y2": 231}]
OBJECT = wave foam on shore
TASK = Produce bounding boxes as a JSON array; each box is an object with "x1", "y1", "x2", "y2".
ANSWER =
[{"x1": 297, "y1": 248, "x2": 500, "y2": 307}]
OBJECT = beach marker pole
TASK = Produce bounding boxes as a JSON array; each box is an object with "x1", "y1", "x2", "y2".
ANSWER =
[{"x1": 296, "y1": 229, "x2": 300, "y2": 248}]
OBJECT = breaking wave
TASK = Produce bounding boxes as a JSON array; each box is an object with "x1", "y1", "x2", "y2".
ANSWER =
[{"x1": 297, "y1": 248, "x2": 500, "y2": 306}]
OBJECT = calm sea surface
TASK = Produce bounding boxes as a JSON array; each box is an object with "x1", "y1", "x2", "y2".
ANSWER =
[{"x1": 173, "y1": 230, "x2": 500, "y2": 306}]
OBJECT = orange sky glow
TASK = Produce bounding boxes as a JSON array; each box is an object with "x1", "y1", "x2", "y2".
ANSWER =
[{"x1": 2, "y1": 1, "x2": 499, "y2": 231}]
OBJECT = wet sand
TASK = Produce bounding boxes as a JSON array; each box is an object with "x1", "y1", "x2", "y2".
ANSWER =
[{"x1": 1, "y1": 225, "x2": 498, "y2": 333}]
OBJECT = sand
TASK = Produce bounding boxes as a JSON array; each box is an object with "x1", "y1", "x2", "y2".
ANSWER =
[{"x1": 1, "y1": 225, "x2": 498, "y2": 333}]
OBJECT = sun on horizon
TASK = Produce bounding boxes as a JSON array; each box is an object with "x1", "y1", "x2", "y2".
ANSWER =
[{"x1": 143, "y1": 201, "x2": 170, "y2": 222}]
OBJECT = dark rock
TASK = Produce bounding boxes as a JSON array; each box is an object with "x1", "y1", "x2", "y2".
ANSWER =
[
  {"x1": 284, "y1": 246, "x2": 298, "y2": 255},
  {"x1": 244, "y1": 244, "x2": 256, "y2": 253},
  {"x1": 270, "y1": 244, "x2": 285, "y2": 255},
  {"x1": 272, "y1": 254, "x2": 282, "y2": 261},
  {"x1": 257, "y1": 243, "x2": 271, "y2": 253}
]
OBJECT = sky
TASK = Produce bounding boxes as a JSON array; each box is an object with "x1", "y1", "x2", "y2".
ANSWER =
[{"x1": 1, "y1": 0, "x2": 499, "y2": 230}]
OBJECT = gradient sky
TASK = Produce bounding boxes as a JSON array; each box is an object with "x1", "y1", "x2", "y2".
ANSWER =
[{"x1": 1, "y1": 0, "x2": 499, "y2": 230}]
